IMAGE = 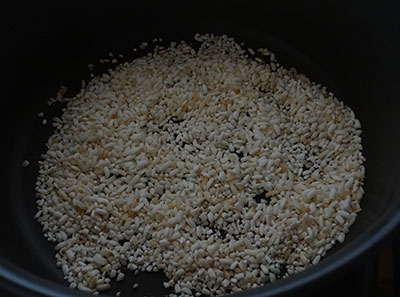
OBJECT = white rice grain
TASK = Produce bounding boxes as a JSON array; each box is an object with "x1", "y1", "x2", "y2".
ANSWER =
[{"x1": 34, "y1": 34, "x2": 365, "y2": 297}]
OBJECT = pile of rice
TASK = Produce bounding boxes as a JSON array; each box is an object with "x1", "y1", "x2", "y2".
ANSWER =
[{"x1": 35, "y1": 34, "x2": 365, "y2": 296}]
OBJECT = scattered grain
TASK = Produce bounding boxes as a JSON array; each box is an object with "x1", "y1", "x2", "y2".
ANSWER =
[{"x1": 35, "y1": 34, "x2": 365, "y2": 297}]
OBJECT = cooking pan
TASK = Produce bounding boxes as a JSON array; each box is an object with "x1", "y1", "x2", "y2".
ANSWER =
[{"x1": 1, "y1": 0, "x2": 399, "y2": 296}]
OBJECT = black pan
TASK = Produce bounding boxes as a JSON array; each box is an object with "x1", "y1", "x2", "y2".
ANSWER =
[{"x1": 1, "y1": 0, "x2": 399, "y2": 296}]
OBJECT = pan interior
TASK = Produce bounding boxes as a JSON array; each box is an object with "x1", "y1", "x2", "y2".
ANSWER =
[{"x1": 1, "y1": 1, "x2": 400, "y2": 296}]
